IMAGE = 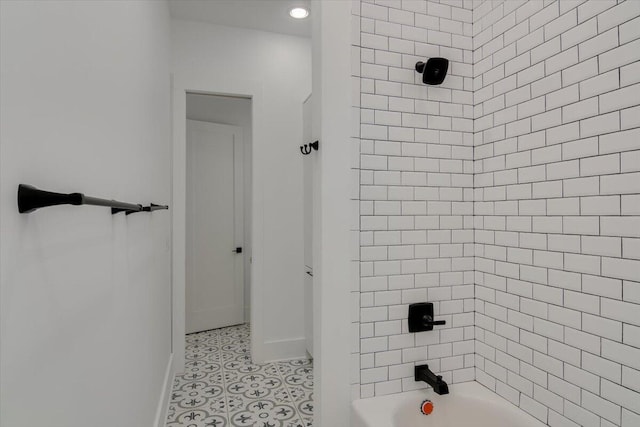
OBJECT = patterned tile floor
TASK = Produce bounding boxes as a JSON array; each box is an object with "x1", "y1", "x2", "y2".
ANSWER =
[{"x1": 166, "y1": 324, "x2": 313, "y2": 427}]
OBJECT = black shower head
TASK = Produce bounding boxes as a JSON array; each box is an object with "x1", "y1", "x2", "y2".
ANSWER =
[{"x1": 415, "y1": 57, "x2": 449, "y2": 85}]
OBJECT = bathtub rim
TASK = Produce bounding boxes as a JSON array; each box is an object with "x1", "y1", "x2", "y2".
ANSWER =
[{"x1": 351, "y1": 380, "x2": 548, "y2": 427}]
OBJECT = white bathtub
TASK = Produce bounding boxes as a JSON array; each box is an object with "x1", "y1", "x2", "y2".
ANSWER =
[{"x1": 352, "y1": 381, "x2": 546, "y2": 427}]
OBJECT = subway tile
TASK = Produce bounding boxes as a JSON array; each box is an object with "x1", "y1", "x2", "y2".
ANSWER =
[
  {"x1": 623, "y1": 410, "x2": 640, "y2": 427},
  {"x1": 565, "y1": 327, "x2": 601, "y2": 354},
  {"x1": 582, "y1": 312, "x2": 622, "y2": 341},
  {"x1": 389, "y1": 7, "x2": 413, "y2": 25},
  {"x1": 600, "y1": 83, "x2": 640, "y2": 114},
  {"x1": 545, "y1": 8, "x2": 577, "y2": 40},
  {"x1": 577, "y1": 0, "x2": 616, "y2": 23},
  {"x1": 546, "y1": 46, "x2": 579, "y2": 75},
  {"x1": 530, "y1": 3, "x2": 559, "y2": 31},
  {"x1": 562, "y1": 136, "x2": 597, "y2": 159},
  {"x1": 602, "y1": 297, "x2": 640, "y2": 326},
  {"x1": 549, "y1": 305, "x2": 581, "y2": 329},
  {"x1": 533, "y1": 384, "x2": 563, "y2": 414},
  {"x1": 564, "y1": 401, "x2": 600, "y2": 427},
  {"x1": 582, "y1": 274, "x2": 622, "y2": 300},
  {"x1": 621, "y1": 194, "x2": 640, "y2": 215},
  {"x1": 582, "y1": 235, "x2": 621, "y2": 257},
  {"x1": 599, "y1": 39, "x2": 640, "y2": 73},
  {"x1": 545, "y1": 83, "x2": 578, "y2": 110},
  {"x1": 598, "y1": 0, "x2": 640, "y2": 33},
  {"x1": 621, "y1": 106, "x2": 640, "y2": 131},
  {"x1": 352, "y1": 0, "x2": 640, "y2": 402},
  {"x1": 578, "y1": 27, "x2": 619, "y2": 62},
  {"x1": 602, "y1": 339, "x2": 640, "y2": 371},
  {"x1": 582, "y1": 352, "x2": 621, "y2": 383},
  {"x1": 600, "y1": 128, "x2": 640, "y2": 155},
  {"x1": 620, "y1": 60, "x2": 640, "y2": 87},
  {"x1": 531, "y1": 36, "x2": 560, "y2": 64},
  {"x1": 549, "y1": 376, "x2": 580, "y2": 405},
  {"x1": 580, "y1": 154, "x2": 620, "y2": 177},
  {"x1": 557, "y1": 1, "x2": 583, "y2": 15},
  {"x1": 601, "y1": 379, "x2": 640, "y2": 416},
  {"x1": 601, "y1": 172, "x2": 640, "y2": 195},
  {"x1": 563, "y1": 176, "x2": 599, "y2": 197},
  {"x1": 564, "y1": 364, "x2": 600, "y2": 394},
  {"x1": 548, "y1": 411, "x2": 580, "y2": 427},
  {"x1": 580, "y1": 111, "x2": 620, "y2": 138},
  {"x1": 519, "y1": 363, "x2": 546, "y2": 389},
  {"x1": 601, "y1": 217, "x2": 640, "y2": 238},
  {"x1": 361, "y1": 2, "x2": 389, "y2": 21},
  {"x1": 623, "y1": 238, "x2": 640, "y2": 260},
  {"x1": 620, "y1": 15, "x2": 640, "y2": 44},
  {"x1": 561, "y1": 57, "x2": 598, "y2": 86},
  {"x1": 534, "y1": 318, "x2": 564, "y2": 342},
  {"x1": 520, "y1": 394, "x2": 549, "y2": 423},
  {"x1": 561, "y1": 17, "x2": 597, "y2": 50},
  {"x1": 562, "y1": 97, "x2": 598, "y2": 123},
  {"x1": 579, "y1": 69, "x2": 619, "y2": 100}
]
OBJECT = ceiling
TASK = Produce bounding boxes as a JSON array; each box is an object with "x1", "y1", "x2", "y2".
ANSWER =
[{"x1": 169, "y1": 0, "x2": 312, "y2": 38}]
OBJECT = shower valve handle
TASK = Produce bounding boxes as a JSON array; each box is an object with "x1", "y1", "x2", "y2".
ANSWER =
[{"x1": 422, "y1": 315, "x2": 446, "y2": 327}]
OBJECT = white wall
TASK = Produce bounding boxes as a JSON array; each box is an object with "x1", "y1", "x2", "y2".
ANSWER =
[
  {"x1": 171, "y1": 20, "x2": 312, "y2": 360},
  {"x1": 311, "y1": 0, "x2": 353, "y2": 424},
  {"x1": 186, "y1": 93, "x2": 252, "y2": 322},
  {"x1": 0, "y1": 2, "x2": 172, "y2": 427}
]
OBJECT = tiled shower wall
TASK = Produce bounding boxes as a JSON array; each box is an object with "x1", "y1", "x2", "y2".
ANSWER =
[
  {"x1": 352, "y1": 0, "x2": 640, "y2": 420},
  {"x1": 352, "y1": 0, "x2": 477, "y2": 399},
  {"x1": 473, "y1": 1, "x2": 640, "y2": 426}
]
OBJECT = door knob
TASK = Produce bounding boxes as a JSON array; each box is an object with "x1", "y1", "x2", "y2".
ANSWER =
[{"x1": 233, "y1": 247, "x2": 242, "y2": 254}]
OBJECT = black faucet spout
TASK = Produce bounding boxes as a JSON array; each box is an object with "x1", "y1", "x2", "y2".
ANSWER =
[{"x1": 415, "y1": 364, "x2": 449, "y2": 395}]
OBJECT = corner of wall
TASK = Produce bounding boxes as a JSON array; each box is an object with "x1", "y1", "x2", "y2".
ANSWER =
[{"x1": 154, "y1": 354, "x2": 175, "y2": 427}]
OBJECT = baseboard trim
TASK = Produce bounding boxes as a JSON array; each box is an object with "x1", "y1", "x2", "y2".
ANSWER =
[
  {"x1": 154, "y1": 353, "x2": 174, "y2": 427},
  {"x1": 262, "y1": 337, "x2": 307, "y2": 362}
]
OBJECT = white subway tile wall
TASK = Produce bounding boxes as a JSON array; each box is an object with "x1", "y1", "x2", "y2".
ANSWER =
[
  {"x1": 352, "y1": 0, "x2": 640, "y2": 422},
  {"x1": 352, "y1": 0, "x2": 476, "y2": 400},
  {"x1": 473, "y1": 1, "x2": 640, "y2": 427}
]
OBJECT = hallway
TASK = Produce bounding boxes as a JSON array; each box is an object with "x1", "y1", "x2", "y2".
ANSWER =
[{"x1": 166, "y1": 325, "x2": 313, "y2": 427}]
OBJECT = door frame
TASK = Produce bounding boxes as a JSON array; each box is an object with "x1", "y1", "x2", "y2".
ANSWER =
[
  {"x1": 171, "y1": 75, "x2": 265, "y2": 371},
  {"x1": 185, "y1": 120, "x2": 245, "y2": 334}
]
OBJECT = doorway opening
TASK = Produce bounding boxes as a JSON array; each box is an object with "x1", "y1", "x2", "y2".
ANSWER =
[
  {"x1": 167, "y1": 91, "x2": 314, "y2": 426},
  {"x1": 185, "y1": 93, "x2": 252, "y2": 333},
  {"x1": 168, "y1": 4, "x2": 353, "y2": 420}
]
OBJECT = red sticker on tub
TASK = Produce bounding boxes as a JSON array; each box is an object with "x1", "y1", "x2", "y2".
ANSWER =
[{"x1": 421, "y1": 399, "x2": 434, "y2": 415}]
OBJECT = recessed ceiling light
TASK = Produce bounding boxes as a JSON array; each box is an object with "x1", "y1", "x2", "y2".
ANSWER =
[{"x1": 289, "y1": 7, "x2": 309, "y2": 19}]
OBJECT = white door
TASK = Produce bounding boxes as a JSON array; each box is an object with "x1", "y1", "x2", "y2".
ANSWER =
[{"x1": 186, "y1": 120, "x2": 244, "y2": 334}]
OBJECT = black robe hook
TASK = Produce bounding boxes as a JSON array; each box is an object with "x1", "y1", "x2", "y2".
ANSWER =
[{"x1": 300, "y1": 140, "x2": 319, "y2": 155}]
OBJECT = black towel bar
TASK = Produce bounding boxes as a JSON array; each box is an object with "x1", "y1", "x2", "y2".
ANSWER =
[{"x1": 17, "y1": 184, "x2": 168, "y2": 215}]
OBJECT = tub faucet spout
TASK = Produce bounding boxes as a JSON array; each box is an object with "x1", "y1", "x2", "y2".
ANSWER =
[{"x1": 415, "y1": 364, "x2": 449, "y2": 395}]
